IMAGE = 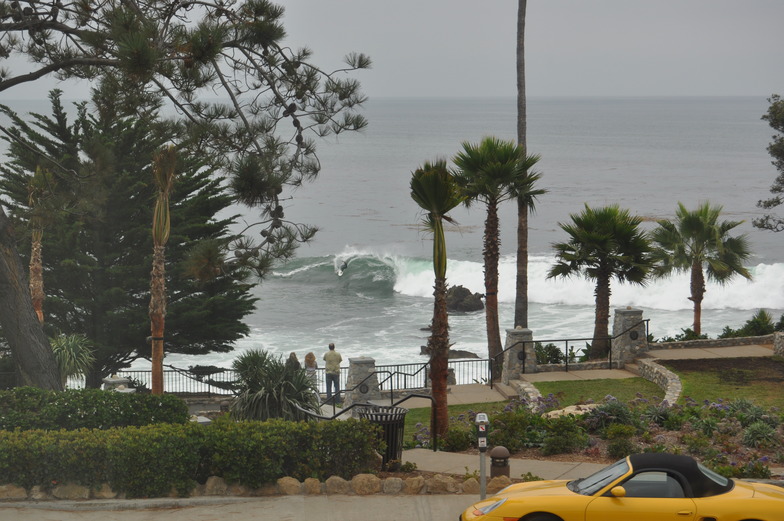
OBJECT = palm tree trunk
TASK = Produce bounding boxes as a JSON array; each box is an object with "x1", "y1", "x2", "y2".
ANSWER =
[
  {"x1": 514, "y1": 0, "x2": 529, "y2": 328},
  {"x1": 689, "y1": 261, "x2": 705, "y2": 336},
  {"x1": 591, "y1": 273, "x2": 612, "y2": 358},
  {"x1": 150, "y1": 244, "x2": 166, "y2": 394},
  {"x1": 484, "y1": 201, "x2": 503, "y2": 378},
  {"x1": 429, "y1": 276, "x2": 450, "y2": 439},
  {"x1": 0, "y1": 207, "x2": 62, "y2": 390},
  {"x1": 515, "y1": 200, "x2": 529, "y2": 328},
  {"x1": 29, "y1": 228, "x2": 44, "y2": 324}
]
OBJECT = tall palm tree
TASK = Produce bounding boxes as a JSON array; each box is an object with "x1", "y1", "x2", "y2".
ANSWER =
[
  {"x1": 149, "y1": 146, "x2": 177, "y2": 395},
  {"x1": 410, "y1": 160, "x2": 463, "y2": 438},
  {"x1": 548, "y1": 205, "x2": 652, "y2": 359},
  {"x1": 514, "y1": 0, "x2": 541, "y2": 328},
  {"x1": 651, "y1": 202, "x2": 752, "y2": 336},
  {"x1": 453, "y1": 137, "x2": 540, "y2": 378}
]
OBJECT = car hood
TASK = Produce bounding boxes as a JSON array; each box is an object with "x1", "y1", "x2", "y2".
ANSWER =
[{"x1": 494, "y1": 480, "x2": 574, "y2": 498}]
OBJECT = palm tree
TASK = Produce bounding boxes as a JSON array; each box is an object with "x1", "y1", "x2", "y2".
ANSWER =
[
  {"x1": 410, "y1": 160, "x2": 464, "y2": 438},
  {"x1": 149, "y1": 146, "x2": 176, "y2": 395},
  {"x1": 26, "y1": 167, "x2": 56, "y2": 324},
  {"x1": 548, "y1": 205, "x2": 653, "y2": 359},
  {"x1": 651, "y1": 202, "x2": 752, "y2": 336},
  {"x1": 453, "y1": 137, "x2": 541, "y2": 378},
  {"x1": 514, "y1": 0, "x2": 542, "y2": 329}
]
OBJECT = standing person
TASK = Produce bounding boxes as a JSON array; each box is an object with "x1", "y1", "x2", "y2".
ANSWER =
[
  {"x1": 323, "y1": 342, "x2": 342, "y2": 403},
  {"x1": 304, "y1": 351, "x2": 318, "y2": 386},
  {"x1": 285, "y1": 352, "x2": 301, "y2": 372}
]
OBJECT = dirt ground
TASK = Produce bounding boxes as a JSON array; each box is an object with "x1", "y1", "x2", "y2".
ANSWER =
[{"x1": 663, "y1": 356, "x2": 784, "y2": 382}]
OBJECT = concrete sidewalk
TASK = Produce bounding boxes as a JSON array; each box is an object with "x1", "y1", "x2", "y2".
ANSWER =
[
  {"x1": 0, "y1": 495, "x2": 477, "y2": 521},
  {"x1": 402, "y1": 448, "x2": 607, "y2": 481}
]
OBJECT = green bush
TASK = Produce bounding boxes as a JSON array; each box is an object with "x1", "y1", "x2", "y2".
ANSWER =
[
  {"x1": 0, "y1": 418, "x2": 382, "y2": 497},
  {"x1": 488, "y1": 410, "x2": 545, "y2": 452},
  {"x1": 0, "y1": 387, "x2": 189, "y2": 430},
  {"x1": 582, "y1": 398, "x2": 637, "y2": 432},
  {"x1": 541, "y1": 416, "x2": 587, "y2": 456},
  {"x1": 742, "y1": 421, "x2": 779, "y2": 449},
  {"x1": 439, "y1": 425, "x2": 473, "y2": 452},
  {"x1": 605, "y1": 423, "x2": 638, "y2": 459}
]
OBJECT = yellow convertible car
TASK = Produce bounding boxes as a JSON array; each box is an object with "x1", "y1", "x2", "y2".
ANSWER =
[{"x1": 461, "y1": 453, "x2": 784, "y2": 521}]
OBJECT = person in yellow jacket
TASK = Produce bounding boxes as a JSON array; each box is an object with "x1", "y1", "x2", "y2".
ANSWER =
[{"x1": 323, "y1": 342, "x2": 342, "y2": 403}]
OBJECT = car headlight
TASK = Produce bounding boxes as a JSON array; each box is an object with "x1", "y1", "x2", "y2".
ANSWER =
[{"x1": 472, "y1": 498, "x2": 507, "y2": 516}]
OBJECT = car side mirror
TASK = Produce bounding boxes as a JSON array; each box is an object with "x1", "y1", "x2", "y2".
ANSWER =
[{"x1": 610, "y1": 486, "x2": 627, "y2": 498}]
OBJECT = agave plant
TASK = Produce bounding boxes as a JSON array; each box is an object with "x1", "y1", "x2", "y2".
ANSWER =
[
  {"x1": 50, "y1": 333, "x2": 96, "y2": 386},
  {"x1": 230, "y1": 349, "x2": 320, "y2": 421}
]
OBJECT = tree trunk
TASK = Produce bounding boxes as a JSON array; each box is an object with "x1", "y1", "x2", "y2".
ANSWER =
[
  {"x1": 514, "y1": 0, "x2": 529, "y2": 328},
  {"x1": 150, "y1": 244, "x2": 166, "y2": 394},
  {"x1": 0, "y1": 207, "x2": 62, "y2": 390},
  {"x1": 689, "y1": 261, "x2": 705, "y2": 336},
  {"x1": 429, "y1": 276, "x2": 450, "y2": 439},
  {"x1": 591, "y1": 273, "x2": 612, "y2": 359},
  {"x1": 484, "y1": 202, "x2": 503, "y2": 378},
  {"x1": 29, "y1": 229, "x2": 44, "y2": 324},
  {"x1": 515, "y1": 199, "x2": 529, "y2": 328}
]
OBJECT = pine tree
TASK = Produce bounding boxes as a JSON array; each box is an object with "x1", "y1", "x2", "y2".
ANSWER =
[{"x1": 0, "y1": 87, "x2": 257, "y2": 387}]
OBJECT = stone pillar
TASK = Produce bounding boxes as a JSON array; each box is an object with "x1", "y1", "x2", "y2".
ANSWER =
[
  {"x1": 774, "y1": 331, "x2": 784, "y2": 357},
  {"x1": 611, "y1": 307, "x2": 647, "y2": 367},
  {"x1": 502, "y1": 327, "x2": 535, "y2": 384},
  {"x1": 344, "y1": 357, "x2": 381, "y2": 408}
]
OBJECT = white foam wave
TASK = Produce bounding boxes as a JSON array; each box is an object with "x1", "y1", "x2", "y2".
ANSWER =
[{"x1": 393, "y1": 254, "x2": 784, "y2": 312}]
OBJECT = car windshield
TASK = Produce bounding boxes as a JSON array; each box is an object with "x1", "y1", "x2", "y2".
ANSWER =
[{"x1": 568, "y1": 458, "x2": 630, "y2": 496}]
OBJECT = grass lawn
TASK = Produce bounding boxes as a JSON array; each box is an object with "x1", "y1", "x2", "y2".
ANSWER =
[
  {"x1": 533, "y1": 377, "x2": 663, "y2": 406},
  {"x1": 403, "y1": 401, "x2": 508, "y2": 445},
  {"x1": 661, "y1": 357, "x2": 784, "y2": 409}
]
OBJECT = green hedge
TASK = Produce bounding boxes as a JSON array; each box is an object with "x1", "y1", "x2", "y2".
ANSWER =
[
  {"x1": 0, "y1": 387, "x2": 189, "y2": 430},
  {"x1": 0, "y1": 419, "x2": 382, "y2": 497}
]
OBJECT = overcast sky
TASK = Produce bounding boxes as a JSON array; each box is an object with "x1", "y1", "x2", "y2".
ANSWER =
[{"x1": 1, "y1": 0, "x2": 782, "y2": 100}]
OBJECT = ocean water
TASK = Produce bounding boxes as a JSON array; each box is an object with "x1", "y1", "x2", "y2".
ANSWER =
[{"x1": 1, "y1": 96, "x2": 782, "y2": 369}]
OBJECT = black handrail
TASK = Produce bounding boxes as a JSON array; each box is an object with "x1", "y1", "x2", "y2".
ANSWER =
[
  {"x1": 293, "y1": 393, "x2": 439, "y2": 452},
  {"x1": 488, "y1": 319, "x2": 650, "y2": 387}
]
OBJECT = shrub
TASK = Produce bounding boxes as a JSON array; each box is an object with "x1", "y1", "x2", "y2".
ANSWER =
[
  {"x1": 718, "y1": 309, "x2": 775, "y2": 338},
  {"x1": 742, "y1": 421, "x2": 778, "y2": 449},
  {"x1": 604, "y1": 423, "x2": 637, "y2": 459},
  {"x1": 230, "y1": 349, "x2": 320, "y2": 421},
  {"x1": 535, "y1": 343, "x2": 564, "y2": 364},
  {"x1": 488, "y1": 410, "x2": 545, "y2": 452},
  {"x1": 440, "y1": 425, "x2": 473, "y2": 452},
  {"x1": 582, "y1": 397, "x2": 637, "y2": 432},
  {"x1": 0, "y1": 387, "x2": 189, "y2": 430},
  {"x1": 541, "y1": 416, "x2": 587, "y2": 456},
  {"x1": 729, "y1": 398, "x2": 779, "y2": 428},
  {"x1": 0, "y1": 418, "x2": 382, "y2": 496}
]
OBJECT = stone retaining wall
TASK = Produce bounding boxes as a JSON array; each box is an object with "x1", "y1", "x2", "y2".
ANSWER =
[
  {"x1": 0, "y1": 473, "x2": 514, "y2": 502},
  {"x1": 634, "y1": 359, "x2": 682, "y2": 404},
  {"x1": 535, "y1": 360, "x2": 620, "y2": 373},
  {"x1": 648, "y1": 334, "x2": 774, "y2": 352},
  {"x1": 775, "y1": 332, "x2": 784, "y2": 357}
]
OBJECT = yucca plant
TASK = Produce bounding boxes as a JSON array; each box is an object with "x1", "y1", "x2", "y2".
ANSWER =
[
  {"x1": 50, "y1": 334, "x2": 96, "y2": 387},
  {"x1": 230, "y1": 349, "x2": 320, "y2": 422}
]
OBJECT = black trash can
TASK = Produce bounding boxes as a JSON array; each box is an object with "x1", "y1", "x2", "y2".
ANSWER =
[{"x1": 357, "y1": 406, "x2": 408, "y2": 467}]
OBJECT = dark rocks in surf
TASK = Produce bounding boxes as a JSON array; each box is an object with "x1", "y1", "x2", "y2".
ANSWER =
[
  {"x1": 446, "y1": 285, "x2": 484, "y2": 313},
  {"x1": 420, "y1": 345, "x2": 480, "y2": 359}
]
